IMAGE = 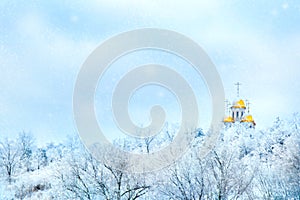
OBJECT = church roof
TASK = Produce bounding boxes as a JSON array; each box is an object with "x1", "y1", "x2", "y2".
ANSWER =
[
  {"x1": 241, "y1": 115, "x2": 256, "y2": 125},
  {"x1": 223, "y1": 116, "x2": 234, "y2": 123},
  {"x1": 224, "y1": 83, "x2": 257, "y2": 127},
  {"x1": 232, "y1": 99, "x2": 246, "y2": 109}
]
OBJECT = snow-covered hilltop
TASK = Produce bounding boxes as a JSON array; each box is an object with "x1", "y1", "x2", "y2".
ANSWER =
[{"x1": 0, "y1": 114, "x2": 299, "y2": 199}]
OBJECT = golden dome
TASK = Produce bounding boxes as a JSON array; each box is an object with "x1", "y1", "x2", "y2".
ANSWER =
[
  {"x1": 241, "y1": 115, "x2": 256, "y2": 125},
  {"x1": 232, "y1": 99, "x2": 246, "y2": 109},
  {"x1": 223, "y1": 116, "x2": 234, "y2": 123}
]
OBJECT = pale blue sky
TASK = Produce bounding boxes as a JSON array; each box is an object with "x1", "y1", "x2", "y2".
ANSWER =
[{"x1": 0, "y1": 0, "x2": 299, "y2": 145}]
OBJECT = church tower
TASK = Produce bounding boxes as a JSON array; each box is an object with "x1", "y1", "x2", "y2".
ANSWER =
[{"x1": 223, "y1": 82, "x2": 256, "y2": 128}]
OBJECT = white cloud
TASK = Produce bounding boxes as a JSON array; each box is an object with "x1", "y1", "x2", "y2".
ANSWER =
[
  {"x1": 0, "y1": 10, "x2": 99, "y2": 142},
  {"x1": 78, "y1": 0, "x2": 222, "y2": 22},
  {"x1": 282, "y1": 3, "x2": 289, "y2": 10}
]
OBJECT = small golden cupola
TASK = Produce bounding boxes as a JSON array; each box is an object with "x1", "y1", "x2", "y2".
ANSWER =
[
  {"x1": 241, "y1": 101, "x2": 256, "y2": 128},
  {"x1": 241, "y1": 115, "x2": 256, "y2": 125},
  {"x1": 224, "y1": 116, "x2": 234, "y2": 123},
  {"x1": 223, "y1": 82, "x2": 256, "y2": 128}
]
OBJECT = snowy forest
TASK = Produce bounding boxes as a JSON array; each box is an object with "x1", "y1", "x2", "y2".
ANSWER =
[{"x1": 0, "y1": 114, "x2": 299, "y2": 200}]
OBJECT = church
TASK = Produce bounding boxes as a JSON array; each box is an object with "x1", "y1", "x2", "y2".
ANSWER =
[{"x1": 223, "y1": 82, "x2": 256, "y2": 128}]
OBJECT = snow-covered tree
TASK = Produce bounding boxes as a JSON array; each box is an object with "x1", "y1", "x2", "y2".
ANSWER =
[
  {"x1": 0, "y1": 138, "x2": 23, "y2": 183},
  {"x1": 56, "y1": 138, "x2": 151, "y2": 200},
  {"x1": 18, "y1": 132, "x2": 34, "y2": 172},
  {"x1": 0, "y1": 114, "x2": 299, "y2": 199}
]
